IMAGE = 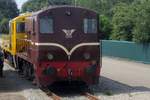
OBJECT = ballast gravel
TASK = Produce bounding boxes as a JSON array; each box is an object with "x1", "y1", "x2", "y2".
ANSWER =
[
  {"x1": 0, "y1": 63, "x2": 51, "y2": 100},
  {"x1": 0, "y1": 59, "x2": 150, "y2": 100}
]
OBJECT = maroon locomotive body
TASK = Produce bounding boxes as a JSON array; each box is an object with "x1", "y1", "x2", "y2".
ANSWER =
[{"x1": 17, "y1": 6, "x2": 101, "y2": 87}]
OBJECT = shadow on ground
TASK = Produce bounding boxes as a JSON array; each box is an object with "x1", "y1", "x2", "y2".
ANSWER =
[
  {"x1": 0, "y1": 64, "x2": 150, "y2": 97},
  {"x1": 93, "y1": 76, "x2": 150, "y2": 95},
  {"x1": 0, "y1": 69, "x2": 37, "y2": 93},
  {"x1": 48, "y1": 76, "x2": 150, "y2": 97}
]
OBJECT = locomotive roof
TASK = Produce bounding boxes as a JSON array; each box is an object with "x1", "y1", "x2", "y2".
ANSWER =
[
  {"x1": 10, "y1": 13, "x2": 31, "y2": 22},
  {"x1": 31, "y1": 5, "x2": 98, "y2": 16}
]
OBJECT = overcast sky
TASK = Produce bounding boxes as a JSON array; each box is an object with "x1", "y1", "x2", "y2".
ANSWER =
[{"x1": 15, "y1": 0, "x2": 28, "y2": 9}]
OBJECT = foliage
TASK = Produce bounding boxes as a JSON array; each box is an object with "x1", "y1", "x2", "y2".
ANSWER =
[
  {"x1": 75, "y1": 0, "x2": 100, "y2": 11},
  {"x1": 21, "y1": 0, "x2": 73, "y2": 12},
  {"x1": 0, "y1": 0, "x2": 18, "y2": 33},
  {"x1": 0, "y1": 0, "x2": 19, "y2": 20},
  {"x1": 99, "y1": 15, "x2": 112, "y2": 39},
  {"x1": 111, "y1": 3, "x2": 134, "y2": 41},
  {"x1": 132, "y1": 0, "x2": 150, "y2": 43},
  {"x1": 76, "y1": 0, "x2": 135, "y2": 39},
  {"x1": 76, "y1": 0, "x2": 134, "y2": 16},
  {"x1": 0, "y1": 18, "x2": 9, "y2": 33},
  {"x1": 20, "y1": 0, "x2": 150, "y2": 43},
  {"x1": 111, "y1": 0, "x2": 150, "y2": 42}
]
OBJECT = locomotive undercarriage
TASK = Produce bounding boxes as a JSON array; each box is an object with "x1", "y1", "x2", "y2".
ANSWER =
[
  {"x1": 4, "y1": 51, "x2": 35, "y2": 82},
  {"x1": 17, "y1": 58, "x2": 35, "y2": 81}
]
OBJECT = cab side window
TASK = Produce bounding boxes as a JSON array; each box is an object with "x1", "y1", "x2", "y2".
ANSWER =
[
  {"x1": 16, "y1": 22, "x2": 25, "y2": 33},
  {"x1": 84, "y1": 19, "x2": 97, "y2": 34}
]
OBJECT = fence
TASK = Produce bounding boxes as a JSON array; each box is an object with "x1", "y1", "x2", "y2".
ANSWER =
[{"x1": 102, "y1": 40, "x2": 150, "y2": 64}]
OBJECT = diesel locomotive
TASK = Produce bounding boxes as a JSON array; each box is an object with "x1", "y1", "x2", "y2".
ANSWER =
[{"x1": 1, "y1": 6, "x2": 102, "y2": 87}]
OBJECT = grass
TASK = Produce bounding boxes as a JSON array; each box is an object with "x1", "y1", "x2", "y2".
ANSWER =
[{"x1": 103, "y1": 90, "x2": 113, "y2": 96}]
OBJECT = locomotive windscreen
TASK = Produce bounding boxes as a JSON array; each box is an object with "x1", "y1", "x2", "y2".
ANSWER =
[{"x1": 40, "y1": 16, "x2": 53, "y2": 34}]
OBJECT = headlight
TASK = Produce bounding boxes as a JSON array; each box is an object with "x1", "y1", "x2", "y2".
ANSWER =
[
  {"x1": 85, "y1": 65, "x2": 97, "y2": 75},
  {"x1": 43, "y1": 67, "x2": 57, "y2": 76},
  {"x1": 84, "y1": 53, "x2": 90, "y2": 60},
  {"x1": 47, "y1": 53, "x2": 54, "y2": 60},
  {"x1": 91, "y1": 60, "x2": 97, "y2": 65}
]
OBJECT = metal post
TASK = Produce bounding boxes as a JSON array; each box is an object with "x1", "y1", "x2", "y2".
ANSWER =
[{"x1": 75, "y1": 0, "x2": 77, "y2": 6}]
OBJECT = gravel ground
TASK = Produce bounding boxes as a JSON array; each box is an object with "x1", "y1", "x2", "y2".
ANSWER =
[
  {"x1": 59, "y1": 76, "x2": 150, "y2": 100},
  {"x1": 102, "y1": 57, "x2": 150, "y2": 88},
  {"x1": 97, "y1": 57, "x2": 150, "y2": 100},
  {"x1": 0, "y1": 57, "x2": 150, "y2": 100},
  {"x1": 94, "y1": 76, "x2": 150, "y2": 100},
  {"x1": 60, "y1": 57, "x2": 150, "y2": 100},
  {"x1": 0, "y1": 63, "x2": 51, "y2": 100},
  {"x1": 0, "y1": 93, "x2": 26, "y2": 100}
]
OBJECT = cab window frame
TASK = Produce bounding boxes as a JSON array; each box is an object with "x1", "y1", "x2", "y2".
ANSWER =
[
  {"x1": 83, "y1": 18, "x2": 97, "y2": 34},
  {"x1": 16, "y1": 22, "x2": 25, "y2": 33},
  {"x1": 39, "y1": 16, "x2": 54, "y2": 34}
]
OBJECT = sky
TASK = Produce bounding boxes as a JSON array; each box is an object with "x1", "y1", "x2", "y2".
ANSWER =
[{"x1": 15, "y1": 0, "x2": 28, "y2": 9}]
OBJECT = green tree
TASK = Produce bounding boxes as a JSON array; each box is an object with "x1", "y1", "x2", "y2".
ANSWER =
[
  {"x1": 111, "y1": 3, "x2": 134, "y2": 41},
  {"x1": 0, "y1": 18, "x2": 9, "y2": 33},
  {"x1": 75, "y1": 0, "x2": 100, "y2": 11},
  {"x1": 21, "y1": 0, "x2": 150, "y2": 43},
  {"x1": 75, "y1": 0, "x2": 134, "y2": 17},
  {"x1": 111, "y1": 0, "x2": 150, "y2": 43},
  {"x1": 132, "y1": 0, "x2": 150, "y2": 43},
  {"x1": 0, "y1": 0, "x2": 19, "y2": 20},
  {"x1": 21, "y1": 0, "x2": 73, "y2": 12},
  {"x1": 0, "y1": 0, "x2": 18, "y2": 33},
  {"x1": 99, "y1": 15, "x2": 112, "y2": 39}
]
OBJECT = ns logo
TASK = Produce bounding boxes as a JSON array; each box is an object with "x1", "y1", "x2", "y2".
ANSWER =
[{"x1": 62, "y1": 29, "x2": 76, "y2": 38}]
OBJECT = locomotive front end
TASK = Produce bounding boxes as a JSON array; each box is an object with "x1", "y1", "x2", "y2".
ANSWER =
[{"x1": 30, "y1": 6, "x2": 101, "y2": 86}]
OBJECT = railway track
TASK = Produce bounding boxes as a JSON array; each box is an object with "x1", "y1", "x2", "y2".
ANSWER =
[
  {"x1": 83, "y1": 92, "x2": 99, "y2": 100},
  {"x1": 41, "y1": 88, "x2": 61, "y2": 100},
  {"x1": 42, "y1": 88, "x2": 99, "y2": 100},
  {"x1": 5, "y1": 61, "x2": 100, "y2": 100}
]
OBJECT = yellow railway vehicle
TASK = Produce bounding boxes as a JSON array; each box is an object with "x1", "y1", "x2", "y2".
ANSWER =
[{"x1": 0, "y1": 13, "x2": 31, "y2": 67}]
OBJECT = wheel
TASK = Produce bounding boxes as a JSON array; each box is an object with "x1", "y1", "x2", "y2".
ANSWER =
[
  {"x1": 27, "y1": 63, "x2": 34, "y2": 81},
  {"x1": 18, "y1": 59, "x2": 23, "y2": 74},
  {"x1": 22, "y1": 61, "x2": 28, "y2": 78}
]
